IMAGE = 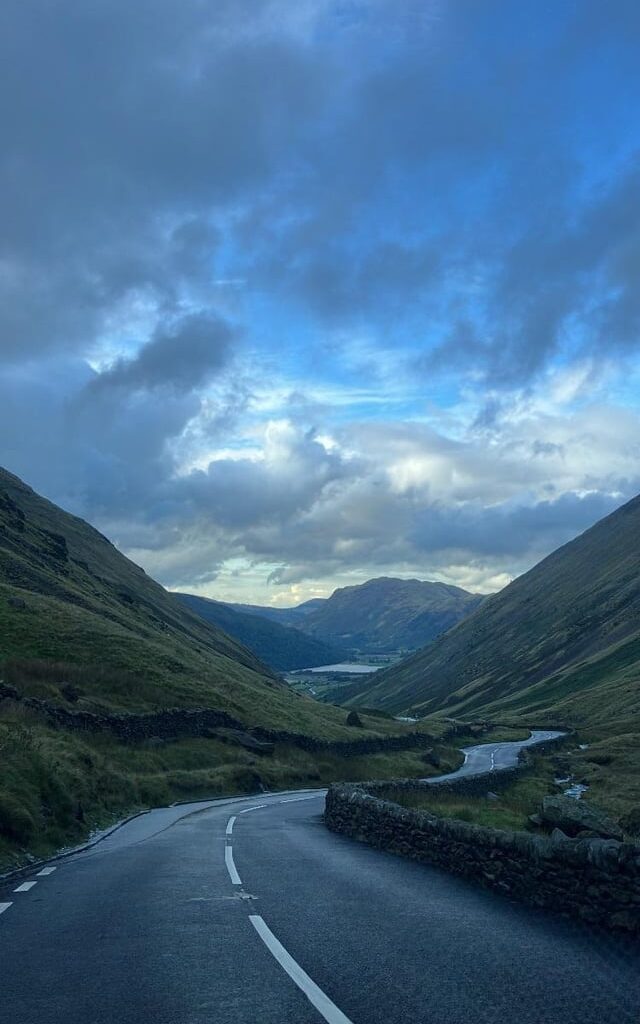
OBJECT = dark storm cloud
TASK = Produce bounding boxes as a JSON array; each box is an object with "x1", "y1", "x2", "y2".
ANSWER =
[
  {"x1": 94, "y1": 313, "x2": 237, "y2": 394},
  {"x1": 0, "y1": 0, "x2": 639, "y2": 596},
  {"x1": 241, "y1": 2, "x2": 640, "y2": 385},
  {"x1": 408, "y1": 492, "x2": 624, "y2": 562},
  {"x1": 1, "y1": 0, "x2": 637, "y2": 375},
  {"x1": 476, "y1": 163, "x2": 640, "y2": 384},
  {"x1": 0, "y1": 0, "x2": 327, "y2": 361}
]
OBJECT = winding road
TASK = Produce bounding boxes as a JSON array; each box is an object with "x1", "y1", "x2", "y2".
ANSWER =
[
  {"x1": 1, "y1": 731, "x2": 638, "y2": 1024},
  {"x1": 428, "y1": 728, "x2": 565, "y2": 783}
]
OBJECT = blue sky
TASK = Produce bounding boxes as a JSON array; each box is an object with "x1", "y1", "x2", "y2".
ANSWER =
[{"x1": 1, "y1": 0, "x2": 639, "y2": 604}]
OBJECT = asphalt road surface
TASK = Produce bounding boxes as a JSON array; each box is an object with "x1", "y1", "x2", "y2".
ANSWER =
[
  {"x1": 1, "y1": 734, "x2": 638, "y2": 1024},
  {"x1": 429, "y1": 728, "x2": 565, "y2": 783}
]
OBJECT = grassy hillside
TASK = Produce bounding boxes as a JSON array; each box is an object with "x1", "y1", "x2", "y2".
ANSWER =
[
  {"x1": 348, "y1": 495, "x2": 640, "y2": 735},
  {"x1": 301, "y1": 577, "x2": 483, "y2": 653},
  {"x1": 0, "y1": 467, "x2": 439, "y2": 869},
  {"x1": 176, "y1": 593, "x2": 349, "y2": 672}
]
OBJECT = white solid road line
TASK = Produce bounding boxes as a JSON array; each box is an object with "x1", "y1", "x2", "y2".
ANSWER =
[
  {"x1": 0, "y1": 902, "x2": 12, "y2": 915},
  {"x1": 224, "y1": 844, "x2": 242, "y2": 885},
  {"x1": 238, "y1": 804, "x2": 267, "y2": 814},
  {"x1": 226, "y1": 816, "x2": 236, "y2": 836},
  {"x1": 14, "y1": 881, "x2": 37, "y2": 892},
  {"x1": 36, "y1": 866, "x2": 57, "y2": 876},
  {"x1": 249, "y1": 915, "x2": 354, "y2": 1024}
]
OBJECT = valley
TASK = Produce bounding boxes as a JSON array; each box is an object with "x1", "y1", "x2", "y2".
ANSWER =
[
  {"x1": 0, "y1": 467, "x2": 453, "y2": 871},
  {"x1": 3, "y1": 464, "x2": 640, "y2": 864},
  {"x1": 2, "y1": 465, "x2": 639, "y2": 1024},
  {"x1": 3, "y1": 6, "x2": 640, "y2": 1020},
  {"x1": 227, "y1": 576, "x2": 483, "y2": 656},
  {"x1": 284, "y1": 652, "x2": 403, "y2": 701}
]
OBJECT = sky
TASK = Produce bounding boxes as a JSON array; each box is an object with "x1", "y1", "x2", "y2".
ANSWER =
[{"x1": 1, "y1": 0, "x2": 639, "y2": 606}]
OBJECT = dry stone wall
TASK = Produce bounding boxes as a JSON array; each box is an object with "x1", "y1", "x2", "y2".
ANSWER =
[
  {"x1": 0, "y1": 683, "x2": 434, "y2": 758},
  {"x1": 325, "y1": 780, "x2": 640, "y2": 934}
]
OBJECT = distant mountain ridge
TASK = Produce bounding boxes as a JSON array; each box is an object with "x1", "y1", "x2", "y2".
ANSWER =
[
  {"x1": 225, "y1": 598, "x2": 325, "y2": 628},
  {"x1": 176, "y1": 593, "x2": 348, "y2": 672},
  {"x1": 348, "y1": 495, "x2": 640, "y2": 733},
  {"x1": 299, "y1": 577, "x2": 484, "y2": 653}
]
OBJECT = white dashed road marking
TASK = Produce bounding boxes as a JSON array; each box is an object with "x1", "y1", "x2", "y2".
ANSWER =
[
  {"x1": 225, "y1": 844, "x2": 242, "y2": 885},
  {"x1": 37, "y1": 867, "x2": 57, "y2": 876},
  {"x1": 0, "y1": 902, "x2": 12, "y2": 915},
  {"x1": 249, "y1": 915, "x2": 354, "y2": 1024},
  {"x1": 226, "y1": 816, "x2": 236, "y2": 836},
  {"x1": 14, "y1": 881, "x2": 37, "y2": 892},
  {"x1": 238, "y1": 804, "x2": 267, "y2": 814}
]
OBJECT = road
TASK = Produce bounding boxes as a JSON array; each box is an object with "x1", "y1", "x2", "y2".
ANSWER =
[
  {"x1": 1, "y1": 735, "x2": 638, "y2": 1024},
  {"x1": 429, "y1": 728, "x2": 565, "y2": 782}
]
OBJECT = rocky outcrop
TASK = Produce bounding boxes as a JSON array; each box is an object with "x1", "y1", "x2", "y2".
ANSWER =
[
  {"x1": 346, "y1": 710, "x2": 363, "y2": 728},
  {"x1": 540, "y1": 794, "x2": 624, "y2": 840},
  {"x1": 0, "y1": 491, "x2": 26, "y2": 532},
  {"x1": 325, "y1": 781, "x2": 640, "y2": 934}
]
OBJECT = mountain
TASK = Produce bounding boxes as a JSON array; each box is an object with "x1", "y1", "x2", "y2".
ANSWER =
[
  {"x1": 0, "y1": 466, "x2": 377, "y2": 728},
  {"x1": 0, "y1": 466, "x2": 276, "y2": 711},
  {"x1": 300, "y1": 577, "x2": 484, "y2": 653},
  {"x1": 348, "y1": 495, "x2": 640, "y2": 733},
  {"x1": 0, "y1": 467, "x2": 424, "y2": 867},
  {"x1": 176, "y1": 593, "x2": 348, "y2": 671},
  {"x1": 226, "y1": 598, "x2": 325, "y2": 628}
]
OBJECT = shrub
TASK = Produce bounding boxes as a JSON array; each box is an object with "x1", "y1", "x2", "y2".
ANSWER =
[{"x1": 0, "y1": 794, "x2": 36, "y2": 843}]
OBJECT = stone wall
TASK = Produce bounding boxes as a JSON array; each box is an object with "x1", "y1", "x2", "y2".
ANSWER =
[
  {"x1": 252, "y1": 725, "x2": 435, "y2": 757},
  {"x1": 325, "y1": 782, "x2": 640, "y2": 933},
  {"x1": 0, "y1": 683, "x2": 435, "y2": 758}
]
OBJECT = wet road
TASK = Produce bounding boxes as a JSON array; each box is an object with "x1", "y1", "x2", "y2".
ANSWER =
[
  {"x1": 1, "y1": 733, "x2": 638, "y2": 1024},
  {"x1": 429, "y1": 728, "x2": 565, "y2": 783}
]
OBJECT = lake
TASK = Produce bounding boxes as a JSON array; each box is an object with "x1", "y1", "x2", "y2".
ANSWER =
[{"x1": 296, "y1": 662, "x2": 382, "y2": 674}]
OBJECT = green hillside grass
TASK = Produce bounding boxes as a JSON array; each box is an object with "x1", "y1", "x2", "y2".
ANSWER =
[
  {"x1": 176, "y1": 592, "x2": 349, "y2": 672},
  {"x1": 348, "y1": 494, "x2": 640, "y2": 733},
  {"x1": 0, "y1": 467, "x2": 444, "y2": 868},
  {"x1": 0, "y1": 466, "x2": 384, "y2": 734},
  {"x1": 342, "y1": 495, "x2": 640, "y2": 820}
]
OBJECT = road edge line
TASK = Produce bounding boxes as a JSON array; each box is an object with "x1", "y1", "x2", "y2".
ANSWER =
[{"x1": 249, "y1": 914, "x2": 354, "y2": 1024}]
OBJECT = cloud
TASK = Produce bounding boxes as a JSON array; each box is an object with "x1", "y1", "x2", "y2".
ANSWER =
[
  {"x1": 89, "y1": 392, "x2": 640, "y2": 593},
  {"x1": 0, "y1": 1, "x2": 639, "y2": 602},
  {"x1": 94, "y1": 313, "x2": 237, "y2": 393},
  {"x1": 178, "y1": 420, "x2": 358, "y2": 530},
  {"x1": 0, "y1": 0, "x2": 330, "y2": 365},
  {"x1": 1, "y1": 0, "x2": 638, "y2": 384}
]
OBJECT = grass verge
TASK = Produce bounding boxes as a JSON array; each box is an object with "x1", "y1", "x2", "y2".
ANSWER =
[
  {"x1": 0, "y1": 709, "x2": 463, "y2": 872},
  {"x1": 376, "y1": 760, "x2": 557, "y2": 831}
]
